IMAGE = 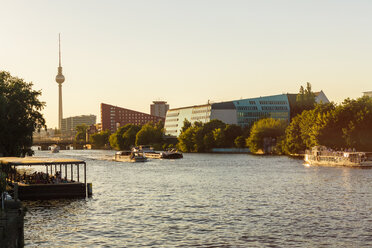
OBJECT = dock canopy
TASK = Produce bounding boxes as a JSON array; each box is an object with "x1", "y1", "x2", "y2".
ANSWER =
[
  {"x1": 0, "y1": 157, "x2": 85, "y2": 166},
  {"x1": 0, "y1": 157, "x2": 90, "y2": 200}
]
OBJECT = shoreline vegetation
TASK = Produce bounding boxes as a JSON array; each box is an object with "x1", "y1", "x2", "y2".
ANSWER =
[
  {"x1": 87, "y1": 84, "x2": 372, "y2": 156},
  {"x1": 2, "y1": 71, "x2": 371, "y2": 158}
]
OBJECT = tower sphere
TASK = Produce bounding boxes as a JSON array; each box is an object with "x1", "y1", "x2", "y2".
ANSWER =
[{"x1": 56, "y1": 74, "x2": 65, "y2": 84}]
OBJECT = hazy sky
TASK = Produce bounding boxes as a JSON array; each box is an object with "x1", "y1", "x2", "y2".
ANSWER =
[{"x1": 1, "y1": 0, "x2": 371, "y2": 128}]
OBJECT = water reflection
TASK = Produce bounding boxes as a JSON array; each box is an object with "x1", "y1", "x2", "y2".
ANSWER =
[{"x1": 23, "y1": 151, "x2": 372, "y2": 247}]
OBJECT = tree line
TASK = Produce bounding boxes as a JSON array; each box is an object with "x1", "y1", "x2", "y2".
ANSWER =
[
  {"x1": 77, "y1": 84, "x2": 372, "y2": 154},
  {"x1": 281, "y1": 96, "x2": 372, "y2": 154},
  {"x1": 2, "y1": 70, "x2": 370, "y2": 156},
  {"x1": 177, "y1": 119, "x2": 249, "y2": 152},
  {"x1": 176, "y1": 83, "x2": 372, "y2": 154},
  {"x1": 87, "y1": 121, "x2": 176, "y2": 150}
]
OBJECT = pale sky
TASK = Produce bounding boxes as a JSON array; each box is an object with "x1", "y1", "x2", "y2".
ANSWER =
[{"x1": 1, "y1": 0, "x2": 371, "y2": 129}]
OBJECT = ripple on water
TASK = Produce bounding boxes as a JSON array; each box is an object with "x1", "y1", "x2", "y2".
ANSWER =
[{"x1": 23, "y1": 151, "x2": 372, "y2": 247}]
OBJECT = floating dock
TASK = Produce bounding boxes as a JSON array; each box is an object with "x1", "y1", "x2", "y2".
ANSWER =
[{"x1": 0, "y1": 157, "x2": 92, "y2": 200}]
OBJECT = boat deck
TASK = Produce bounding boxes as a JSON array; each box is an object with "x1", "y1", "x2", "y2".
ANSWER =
[{"x1": 0, "y1": 157, "x2": 92, "y2": 200}]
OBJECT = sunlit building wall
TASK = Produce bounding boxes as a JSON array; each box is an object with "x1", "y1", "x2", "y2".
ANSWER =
[
  {"x1": 164, "y1": 104, "x2": 210, "y2": 136},
  {"x1": 101, "y1": 103, "x2": 164, "y2": 133},
  {"x1": 165, "y1": 92, "x2": 330, "y2": 137},
  {"x1": 61, "y1": 115, "x2": 97, "y2": 134}
]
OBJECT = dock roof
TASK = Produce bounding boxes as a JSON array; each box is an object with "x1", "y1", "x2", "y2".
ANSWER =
[{"x1": 0, "y1": 157, "x2": 85, "y2": 166}]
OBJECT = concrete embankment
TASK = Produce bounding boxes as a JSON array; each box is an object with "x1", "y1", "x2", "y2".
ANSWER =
[
  {"x1": 210, "y1": 148, "x2": 250, "y2": 153},
  {"x1": 0, "y1": 200, "x2": 25, "y2": 248}
]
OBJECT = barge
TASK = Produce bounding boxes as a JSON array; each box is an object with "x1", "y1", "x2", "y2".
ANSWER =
[{"x1": 0, "y1": 157, "x2": 92, "y2": 200}]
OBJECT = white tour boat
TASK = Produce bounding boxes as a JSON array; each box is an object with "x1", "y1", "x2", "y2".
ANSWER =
[{"x1": 304, "y1": 146, "x2": 372, "y2": 167}]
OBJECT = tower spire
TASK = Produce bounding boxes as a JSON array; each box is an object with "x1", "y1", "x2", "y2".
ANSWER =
[
  {"x1": 56, "y1": 33, "x2": 65, "y2": 130},
  {"x1": 59, "y1": 33, "x2": 61, "y2": 67}
]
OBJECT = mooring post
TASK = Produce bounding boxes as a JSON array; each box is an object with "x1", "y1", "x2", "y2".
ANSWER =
[
  {"x1": 84, "y1": 162, "x2": 87, "y2": 197},
  {"x1": 14, "y1": 183, "x2": 18, "y2": 201}
]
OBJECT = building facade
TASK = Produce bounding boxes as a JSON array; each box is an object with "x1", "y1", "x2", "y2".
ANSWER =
[
  {"x1": 165, "y1": 92, "x2": 329, "y2": 137},
  {"x1": 61, "y1": 115, "x2": 97, "y2": 134},
  {"x1": 101, "y1": 103, "x2": 165, "y2": 132},
  {"x1": 150, "y1": 101, "x2": 169, "y2": 118}
]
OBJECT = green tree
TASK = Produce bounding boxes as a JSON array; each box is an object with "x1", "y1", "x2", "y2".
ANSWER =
[
  {"x1": 0, "y1": 71, "x2": 46, "y2": 156},
  {"x1": 75, "y1": 124, "x2": 88, "y2": 142},
  {"x1": 122, "y1": 126, "x2": 141, "y2": 149},
  {"x1": 181, "y1": 119, "x2": 192, "y2": 133},
  {"x1": 135, "y1": 122, "x2": 163, "y2": 146},
  {"x1": 192, "y1": 126, "x2": 205, "y2": 152},
  {"x1": 177, "y1": 126, "x2": 196, "y2": 152},
  {"x1": 203, "y1": 132, "x2": 215, "y2": 151},
  {"x1": 318, "y1": 97, "x2": 372, "y2": 151},
  {"x1": 234, "y1": 136, "x2": 246, "y2": 148},
  {"x1": 213, "y1": 128, "x2": 225, "y2": 148},
  {"x1": 109, "y1": 124, "x2": 141, "y2": 150},
  {"x1": 177, "y1": 119, "x2": 230, "y2": 152},
  {"x1": 282, "y1": 115, "x2": 305, "y2": 154},
  {"x1": 203, "y1": 119, "x2": 226, "y2": 133},
  {"x1": 246, "y1": 118, "x2": 287, "y2": 153},
  {"x1": 90, "y1": 130, "x2": 111, "y2": 149},
  {"x1": 291, "y1": 82, "x2": 316, "y2": 118},
  {"x1": 282, "y1": 102, "x2": 336, "y2": 154},
  {"x1": 224, "y1": 124, "x2": 242, "y2": 147}
]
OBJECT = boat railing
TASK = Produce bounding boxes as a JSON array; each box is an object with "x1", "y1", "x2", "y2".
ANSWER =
[{"x1": 307, "y1": 154, "x2": 365, "y2": 164}]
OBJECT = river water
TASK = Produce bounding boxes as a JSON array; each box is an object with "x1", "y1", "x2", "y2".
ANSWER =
[{"x1": 23, "y1": 150, "x2": 372, "y2": 247}]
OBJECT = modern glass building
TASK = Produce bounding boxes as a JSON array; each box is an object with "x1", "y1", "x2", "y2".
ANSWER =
[
  {"x1": 233, "y1": 94, "x2": 290, "y2": 127},
  {"x1": 165, "y1": 92, "x2": 329, "y2": 137}
]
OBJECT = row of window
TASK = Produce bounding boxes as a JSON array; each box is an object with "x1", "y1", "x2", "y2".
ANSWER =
[
  {"x1": 261, "y1": 106, "x2": 288, "y2": 111},
  {"x1": 118, "y1": 116, "x2": 156, "y2": 120},
  {"x1": 165, "y1": 124, "x2": 178, "y2": 128},
  {"x1": 166, "y1": 129, "x2": 178, "y2": 133},
  {"x1": 238, "y1": 111, "x2": 289, "y2": 118},
  {"x1": 165, "y1": 118, "x2": 179, "y2": 122},
  {"x1": 166, "y1": 112, "x2": 180, "y2": 117},
  {"x1": 237, "y1": 106, "x2": 258, "y2": 111},
  {"x1": 192, "y1": 109, "x2": 209, "y2": 114},
  {"x1": 259, "y1": 100, "x2": 287, "y2": 105},
  {"x1": 238, "y1": 112, "x2": 270, "y2": 117}
]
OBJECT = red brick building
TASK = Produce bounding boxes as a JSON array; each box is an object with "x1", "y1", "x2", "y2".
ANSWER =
[{"x1": 101, "y1": 103, "x2": 165, "y2": 132}]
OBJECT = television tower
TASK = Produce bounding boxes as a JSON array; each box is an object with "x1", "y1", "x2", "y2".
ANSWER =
[{"x1": 55, "y1": 33, "x2": 65, "y2": 130}]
